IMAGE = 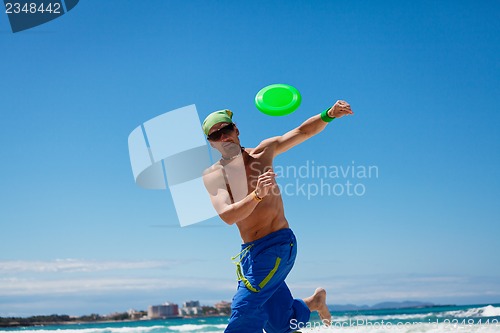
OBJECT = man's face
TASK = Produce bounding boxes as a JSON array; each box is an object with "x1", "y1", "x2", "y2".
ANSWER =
[{"x1": 207, "y1": 122, "x2": 241, "y2": 154}]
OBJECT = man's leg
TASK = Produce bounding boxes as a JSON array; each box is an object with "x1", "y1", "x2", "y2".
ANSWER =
[
  {"x1": 225, "y1": 246, "x2": 292, "y2": 333},
  {"x1": 263, "y1": 282, "x2": 310, "y2": 333},
  {"x1": 225, "y1": 232, "x2": 297, "y2": 332},
  {"x1": 225, "y1": 255, "x2": 296, "y2": 333},
  {"x1": 224, "y1": 281, "x2": 269, "y2": 333}
]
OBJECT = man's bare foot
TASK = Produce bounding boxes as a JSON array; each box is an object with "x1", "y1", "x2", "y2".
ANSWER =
[{"x1": 303, "y1": 287, "x2": 331, "y2": 326}]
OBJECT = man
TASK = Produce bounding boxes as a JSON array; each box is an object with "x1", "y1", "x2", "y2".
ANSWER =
[{"x1": 202, "y1": 100, "x2": 353, "y2": 333}]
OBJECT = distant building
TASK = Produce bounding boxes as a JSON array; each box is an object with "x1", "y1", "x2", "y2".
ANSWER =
[
  {"x1": 183, "y1": 300, "x2": 200, "y2": 308},
  {"x1": 148, "y1": 302, "x2": 179, "y2": 319},
  {"x1": 180, "y1": 300, "x2": 202, "y2": 316},
  {"x1": 215, "y1": 301, "x2": 231, "y2": 315},
  {"x1": 128, "y1": 309, "x2": 145, "y2": 320}
]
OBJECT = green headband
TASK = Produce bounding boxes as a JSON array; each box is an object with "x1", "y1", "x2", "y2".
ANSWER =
[{"x1": 202, "y1": 109, "x2": 233, "y2": 136}]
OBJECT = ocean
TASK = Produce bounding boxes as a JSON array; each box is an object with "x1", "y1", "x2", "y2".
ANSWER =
[{"x1": 2, "y1": 304, "x2": 500, "y2": 333}]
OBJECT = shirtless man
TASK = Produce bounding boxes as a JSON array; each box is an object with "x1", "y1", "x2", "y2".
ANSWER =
[{"x1": 202, "y1": 100, "x2": 353, "y2": 333}]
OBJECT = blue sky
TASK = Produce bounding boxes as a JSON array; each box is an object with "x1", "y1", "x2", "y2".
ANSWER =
[{"x1": 1, "y1": 0, "x2": 499, "y2": 317}]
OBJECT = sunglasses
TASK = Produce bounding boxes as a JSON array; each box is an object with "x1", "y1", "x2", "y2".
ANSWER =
[{"x1": 207, "y1": 123, "x2": 236, "y2": 141}]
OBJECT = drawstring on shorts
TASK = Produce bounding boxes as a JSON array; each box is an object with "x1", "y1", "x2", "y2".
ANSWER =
[{"x1": 231, "y1": 244, "x2": 282, "y2": 293}]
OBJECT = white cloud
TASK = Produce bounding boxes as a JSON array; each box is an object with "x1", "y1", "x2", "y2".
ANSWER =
[
  {"x1": 0, "y1": 259, "x2": 178, "y2": 273},
  {"x1": 0, "y1": 276, "x2": 234, "y2": 296},
  {"x1": 0, "y1": 259, "x2": 234, "y2": 298}
]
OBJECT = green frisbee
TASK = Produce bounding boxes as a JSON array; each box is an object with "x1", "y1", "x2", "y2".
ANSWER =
[{"x1": 255, "y1": 84, "x2": 301, "y2": 116}]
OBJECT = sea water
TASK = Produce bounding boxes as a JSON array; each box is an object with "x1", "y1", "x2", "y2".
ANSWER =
[{"x1": 1, "y1": 304, "x2": 500, "y2": 333}]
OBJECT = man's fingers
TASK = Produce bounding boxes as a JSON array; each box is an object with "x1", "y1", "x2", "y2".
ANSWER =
[
  {"x1": 340, "y1": 102, "x2": 353, "y2": 115},
  {"x1": 260, "y1": 179, "x2": 276, "y2": 186},
  {"x1": 259, "y1": 174, "x2": 276, "y2": 181},
  {"x1": 257, "y1": 169, "x2": 277, "y2": 193}
]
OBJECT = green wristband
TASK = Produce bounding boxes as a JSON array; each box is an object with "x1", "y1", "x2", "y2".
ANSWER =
[{"x1": 320, "y1": 108, "x2": 335, "y2": 123}]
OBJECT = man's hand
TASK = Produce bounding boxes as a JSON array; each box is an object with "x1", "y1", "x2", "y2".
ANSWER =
[
  {"x1": 327, "y1": 100, "x2": 353, "y2": 119},
  {"x1": 255, "y1": 169, "x2": 276, "y2": 198}
]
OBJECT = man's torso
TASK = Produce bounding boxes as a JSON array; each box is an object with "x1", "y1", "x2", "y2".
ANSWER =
[{"x1": 208, "y1": 141, "x2": 289, "y2": 242}]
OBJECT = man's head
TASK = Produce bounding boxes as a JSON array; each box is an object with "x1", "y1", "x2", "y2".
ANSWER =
[{"x1": 202, "y1": 109, "x2": 241, "y2": 156}]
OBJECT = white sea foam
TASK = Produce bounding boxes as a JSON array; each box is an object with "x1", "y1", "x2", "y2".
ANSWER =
[
  {"x1": 167, "y1": 323, "x2": 227, "y2": 331},
  {"x1": 331, "y1": 305, "x2": 500, "y2": 323},
  {"x1": 339, "y1": 312, "x2": 433, "y2": 321},
  {"x1": 7, "y1": 326, "x2": 165, "y2": 333},
  {"x1": 300, "y1": 322, "x2": 500, "y2": 333},
  {"x1": 440, "y1": 305, "x2": 500, "y2": 318}
]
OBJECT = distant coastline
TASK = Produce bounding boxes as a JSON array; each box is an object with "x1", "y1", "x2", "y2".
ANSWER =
[{"x1": 0, "y1": 313, "x2": 228, "y2": 328}]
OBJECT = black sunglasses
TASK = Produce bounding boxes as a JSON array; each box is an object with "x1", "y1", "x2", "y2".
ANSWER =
[{"x1": 207, "y1": 123, "x2": 235, "y2": 141}]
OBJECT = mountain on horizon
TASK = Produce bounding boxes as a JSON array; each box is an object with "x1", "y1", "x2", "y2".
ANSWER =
[{"x1": 328, "y1": 301, "x2": 435, "y2": 312}]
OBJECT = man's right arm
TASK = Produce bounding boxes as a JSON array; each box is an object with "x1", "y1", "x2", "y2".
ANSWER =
[{"x1": 202, "y1": 169, "x2": 275, "y2": 225}]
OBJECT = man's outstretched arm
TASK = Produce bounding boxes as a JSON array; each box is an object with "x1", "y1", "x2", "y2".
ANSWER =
[{"x1": 261, "y1": 100, "x2": 353, "y2": 156}]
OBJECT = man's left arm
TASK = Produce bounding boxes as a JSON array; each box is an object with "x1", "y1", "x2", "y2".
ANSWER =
[{"x1": 269, "y1": 100, "x2": 353, "y2": 156}]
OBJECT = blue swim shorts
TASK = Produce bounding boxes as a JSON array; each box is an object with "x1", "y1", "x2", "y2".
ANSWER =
[{"x1": 225, "y1": 228, "x2": 311, "y2": 333}]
